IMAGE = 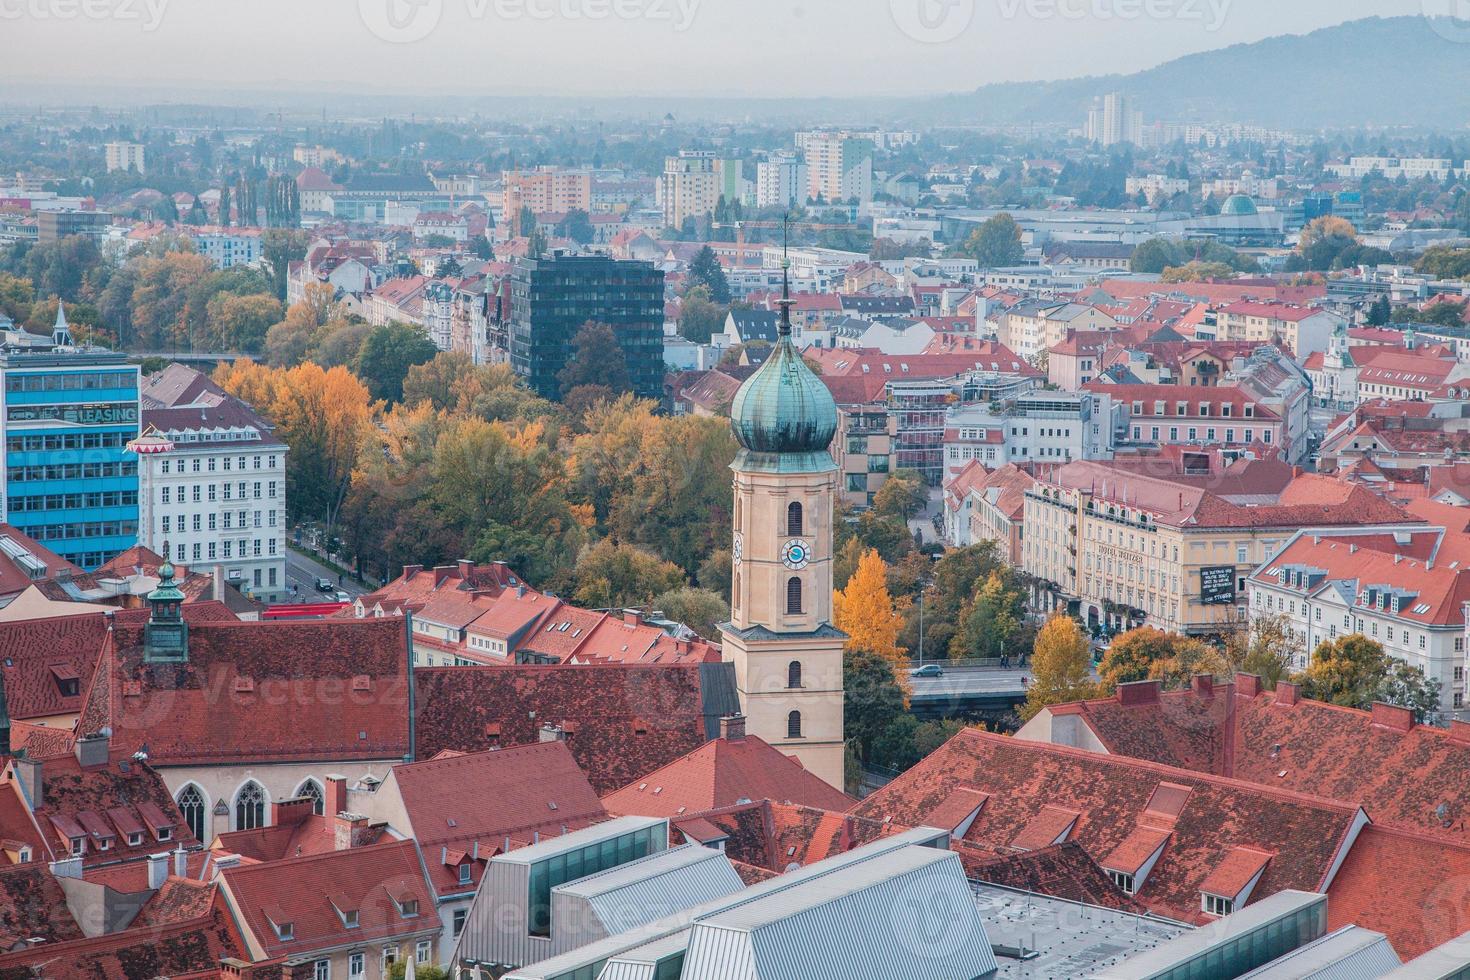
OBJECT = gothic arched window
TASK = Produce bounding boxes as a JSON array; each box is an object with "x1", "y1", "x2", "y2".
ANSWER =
[
  {"x1": 787, "y1": 710, "x2": 803, "y2": 739},
  {"x1": 787, "y1": 501, "x2": 804, "y2": 536},
  {"x1": 234, "y1": 781, "x2": 266, "y2": 831},
  {"x1": 295, "y1": 779, "x2": 324, "y2": 816},
  {"x1": 176, "y1": 785, "x2": 206, "y2": 843},
  {"x1": 786, "y1": 577, "x2": 802, "y2": 615}
]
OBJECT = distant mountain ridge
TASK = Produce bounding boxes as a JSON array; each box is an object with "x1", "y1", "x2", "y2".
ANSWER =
[{"x1": 915, "y1": 16, "x2": 1470, "y2": 130}]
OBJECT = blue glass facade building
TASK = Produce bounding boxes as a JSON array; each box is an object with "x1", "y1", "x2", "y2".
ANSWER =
[{"x1": 0, "y1": 349, "x2": 140, "y2": 569}]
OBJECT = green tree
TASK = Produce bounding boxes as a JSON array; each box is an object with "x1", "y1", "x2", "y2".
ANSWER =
[
  {"x1": 1366, "y1": 294, "x2": 1393, "y2": 326},
  {"x1": 556, "y1": 209, "x2": 595, "y2": 246},
  {"x1": 558, "y1": 321, "x2": 632, "y2": 399},
  {"x1": 873, "y1": 469, "x2": 927, "y2": 521},
  {"x1": 1297, "y1": 634, "x2": 1440, "y2": 721},
  {"x1": 355, "y1": 322, "x2": 439, "y2": 403},
  {"x1": 677, "y1": 285, "x2": 727, "y2": 345},
  {"x1": 952, "y1": 570, "x2": 1024, "y2": 661},
  {"x1": 1419, "y1": 300, "x2": 1469, "y2": 329},
  {"x1": 955, "y1": 213, "x2": 1024, "y2": 268},
  {"x1": 687, "y1": 245, "x2": 731, "y2": 303},
  {"x1": 1130, "y1": 237, "x2": 1183, "y2": 274},
  {"x1": 569, "y1": 538, "x2": 687, "y2": 609},
  {"x1": 653, "y1": 587, "x2": 729, "y2": 641},
  {"x1": 843, "y1": 647, "x2": 907, "y2": 763}
]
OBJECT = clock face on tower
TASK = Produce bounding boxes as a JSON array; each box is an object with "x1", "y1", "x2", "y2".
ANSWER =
[
  {"x1": 781, "y1": 539, "x2": 811, "y2": 570},
  {"x1": 732, "y1": 532, "x2": 743, "y2": 561}
]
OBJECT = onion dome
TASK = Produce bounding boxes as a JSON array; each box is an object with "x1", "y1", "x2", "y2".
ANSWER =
[{"x1": 729, "y1": 268, "x2": 838, "y2": 470}]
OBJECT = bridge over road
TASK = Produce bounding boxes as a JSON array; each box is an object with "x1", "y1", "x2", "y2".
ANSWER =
[{"x1": 904, "y1": 662, "x2": 1033, "y2": 723}]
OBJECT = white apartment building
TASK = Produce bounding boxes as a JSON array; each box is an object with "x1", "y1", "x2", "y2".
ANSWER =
[
  {"x1": 656, "y1": 150, "x2": 719, "y2": 230},
  {"x1": 804, "y1": 136, "x2": 873, "y2": 205},
  {"x1": 292, "y1": 145, "x2": 344, "y2": 168},
  {"x1": 104, "y1": 141, "x2": 146, "y2": 174},
  {"x1": 944, "y1": 391, "x2": 1116, "y2": 483},
  {"x1": 1326, "y1": 157, "x2": 1467, "y2": 181},
  {"x1": 1086, "y1": 93, "x2": 1143, "y2": 147},
  {"x1": 756, "y1": 152, "x2": 807, "y2": 209},
  {"x1": 1126, "y1": 174, "x2": 1189, "y2": 201},
  {"x1": 1247, "y1": 526, "x2": 1470, "y2": 716},
  {"x1": 134, "y1": 366, "x2": 288, "y2": 603},
  {"x1": 183, "y1": 227, "x2": 262, "y2": 269}
]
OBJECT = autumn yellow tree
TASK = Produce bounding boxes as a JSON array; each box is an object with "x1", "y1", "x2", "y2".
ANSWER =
[
  {"x1": 1019, "y1": 613, "x2": 1099, "y2": 721},
  {"x1": 833, "y1": 548, "x2": 908, "y2": 665},
  {"x1": 1299, "y1": 215, "x2": 1358, "y2": 250}
]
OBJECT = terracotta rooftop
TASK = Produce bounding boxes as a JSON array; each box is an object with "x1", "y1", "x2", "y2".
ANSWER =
[
  {"x1": 0, "y1": 864, "x2": 83, "y2": 950},
  {"x1": 0, "y1": 902, "x2": 242, "y2": 979},
  {"x1": 220, "y1": 839, "x2": 434, "y2": 961},
  {"x1": 956, "y1": 841, "x2": 1148, "y2": 913},
  {"x1": 412, "y1": 662, "x2": 736, "y2": 794},
  {"x1": 1038, "y1": 675, "x2": 1470, "y2": 846},
  {"x1": 852, "y1": 728, "x2": 1362, "y2": 924},
  {"x1": 80, "y1": 617, "x2": 410, "y2": 767},
  {"x1": 601, "y1": 730, "x2": 855, "y2": 819}
]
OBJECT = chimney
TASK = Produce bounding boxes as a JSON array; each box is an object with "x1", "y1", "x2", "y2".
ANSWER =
[
  {"x1": 49, "y1": 856, "x2": 82, "y2": 880},
  {"x1": 74, "y1": 732, "x2": 109, "y2": 769},
  {"x1": 271, "y1": 797, "x2": 315, "y2": 828},
  {"x1": 11, "y1": 757, "x2": 42, "y2": 809},
  {"x1": 720, "y1": 714, "x2": 747, "y2": 742},
  {"x1": 173, "y1": 847, "x2": 188, "y2": 878},
  {"x1": 1371, "y1": 701, "x2": 1415, "y2": 734},
  {"x1": 147, "y1": 852, "x2": 169, "y2": 889},
  {"x1": 401, "y1": 564, "x2": 422, "y2": 581},
  {"x1": 1190, "y1": 674, "x2": 1215, "y2": 699},
  {"x1": 1275, "y1": 680, "x2": 1300, "y2": 706},
  {"x1": 539, "y1": 723, "x2": 565, "y2": 743},
  {"x1": 1235, "y1": 672, "x2": 1262, "y2": 698},
  {"x1": 333, "y1": 813, "x2": 369, "y2": 851},
  {"x1": 433, "y1": 565, "x2": 455, "y2": 585},
  {"x1": 1117, "y1": 679, "x2": 1162, "y2": 706},
  {"x1": 214, "y1": 564, "x2": 225, "y2": 601},
  {"x1": 623, "y1": 610, "x2": 642, "y2": 627},
  {"x1": 324, "y1": 775, "x2": 347, "y2": 819},
  {"x1": 457, "y1": 559, "x2": 474, "y2": 579}
]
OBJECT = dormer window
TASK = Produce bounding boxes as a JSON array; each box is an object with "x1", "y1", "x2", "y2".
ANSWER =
[
  {"x1": 70, "y1": 837, "x2": 85, "y2": 856},
  {"x1": 276, "y1": 921, "x2": 294, "y2": 941},
  {"x1": 127, "y1": 832, "x2": 143, "y2": 846},
  {"x1": 397, "y1": 898, "x2": 419, "y2": 918},
  {"x1": 458, "y1": 863, "x2": 472, "y2": 885},
  {"x1": 157, "y1": 826, "x2": 172, "y2": 842},
  {"x1": 1107, "y1": 870, "x2": 1136, "y2": 895},
  {"x1": 344, "y1": 910, "x2": 359, "y2": 928},
  {"x1": 1203, "y1": 893, "x2": 1233, "y2": 916}
]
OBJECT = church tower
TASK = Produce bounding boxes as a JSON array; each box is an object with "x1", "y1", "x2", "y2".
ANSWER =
[{"x1": 719, "y1": 260, "x2": 845, "y2": 790}]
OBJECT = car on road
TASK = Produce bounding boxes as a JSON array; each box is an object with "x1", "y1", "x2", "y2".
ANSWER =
[
  {"x1": 315, "y1": 577, "x2": 334, "y2": 592},
  {"x1": 334, "y1": 591, "x2": 351, "y2": 603},
  {"x1": 909, "y1": 663, "x2": 944, "y2": 678}
]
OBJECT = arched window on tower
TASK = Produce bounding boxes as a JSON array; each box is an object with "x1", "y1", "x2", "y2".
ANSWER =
[
  {"x1": 786, "y1": 577, "x2": 803, "y2": 615},
  {"x1": 787, "y1": 501, "x2": 803, "y2": 536},
  {"x1": 736, "y1": 497, "x2": 742, "y2": 532},
  {"x1": 176, "y1": 785, "x2": 206, "y2": 843},
  {"x1": 234, "y1": 781, "x2": 266, "y2": 831},
  {"x1": 788, "y1": 660, "x2": 802, "y2": 689},
  {"x1": 787, "y1": 710, "x2": 803, "y2": 739}
]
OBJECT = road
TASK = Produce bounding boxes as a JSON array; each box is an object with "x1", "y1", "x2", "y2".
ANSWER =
[
  {"x1": 906, "y1": 665, "x2": 1033, "y2": 701},
  {"x1": 282, "y1": 547, "x2": 371, "y2": 603}
]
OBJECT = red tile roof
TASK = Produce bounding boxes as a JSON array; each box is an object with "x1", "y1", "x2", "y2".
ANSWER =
[
  {"x1": 1325, "y1": 824, "x2": 1470, "y2": 960},
  {"x1": 0, "y1": 613, "x2": 109, "y2": 723},
  {"x1": 852, "y1": 728, "x2": 1362, "y2": 924},
  {"x1": 81, "y1": 618, "x2": 410, "y2": 766},
  {"x1": 1045, "y1": 677, "x2": 1470, "y2": 846},
  {"x1": 11, "y1": 749, "x2": 194, "y2": 867},
  {"x1": 385, "y1": 742, "x2": 607, "y2": 897},
  {"x1": 221, "y1": 839, "x2": 434, "y2": 961},
  {"x1": 601, "y1": 732, "x2": 854, "y2": 818},
  {"x1": 0, "y1": 864, "x2": 84, "y2": 949},
  {"x1": 412, "y1": 663, "x2": 725, "y2": 794},
  {"x1": 0, "y1": 902, "x2": 243, "y2": 979},
  {"x1": 956, "y1": 842, "x2": 1148, "y2": 912},
  {"x1": 0, "y1": 525, "x2": 82, "y2": 598}
]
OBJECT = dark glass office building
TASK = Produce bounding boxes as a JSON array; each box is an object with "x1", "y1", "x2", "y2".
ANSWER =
[{"x1": 508, "y1": 253, "x2": 665, "y2": 401}]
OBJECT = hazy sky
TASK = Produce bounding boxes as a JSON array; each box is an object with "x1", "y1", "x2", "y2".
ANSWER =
[{"x1": 3, "y1": 0, "x2": 1437, "y2": 98}]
